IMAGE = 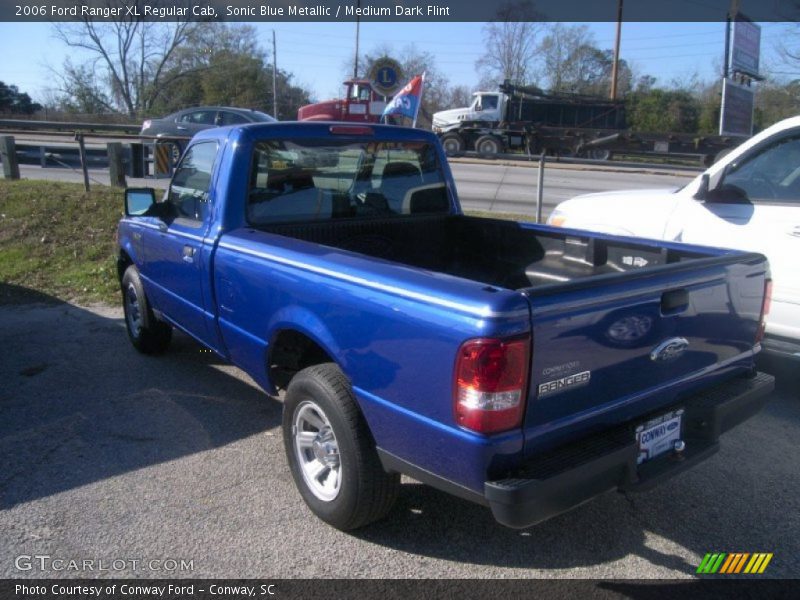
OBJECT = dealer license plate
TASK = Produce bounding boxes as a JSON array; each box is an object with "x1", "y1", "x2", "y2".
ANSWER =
[{"x1": 636, "y1": 409, "x2": 683, "y2": 465}]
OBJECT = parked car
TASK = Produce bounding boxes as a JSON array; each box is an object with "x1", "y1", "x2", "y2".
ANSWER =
[
  {"x1": 548, "y1": 116, "x2": 800, "y2": 360},
  {"x1": 117, "y1": 122, "x2": 773, "y2": 530},
  {"x1": 140, "y1": 106, "x2": 276, "y2": 162}
]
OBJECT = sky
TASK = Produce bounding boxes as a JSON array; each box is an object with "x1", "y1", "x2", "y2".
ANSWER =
[{"x1": 0, "y1": 20, "x2": 796, "y2": 108}]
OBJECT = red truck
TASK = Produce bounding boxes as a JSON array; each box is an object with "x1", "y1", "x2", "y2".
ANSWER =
[{"x1": 297, "y1": 79, "x2": 387, "y2": 123}]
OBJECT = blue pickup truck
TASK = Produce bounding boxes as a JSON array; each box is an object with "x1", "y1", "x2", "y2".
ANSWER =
[{"x1": 117, "y1": 122, "x2": 774, "y2": 530}]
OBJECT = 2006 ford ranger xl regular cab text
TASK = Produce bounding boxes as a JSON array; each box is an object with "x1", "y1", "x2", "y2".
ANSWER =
[{"x1": 117, "y1": 122, "x2": 774, "y2": 530}]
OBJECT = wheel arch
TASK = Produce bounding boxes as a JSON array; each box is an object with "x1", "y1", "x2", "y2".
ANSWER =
[
  {"x1": 117, "y1": 247, "x2": 135, "y2": 283},
  {"x1": 265, "y1": 309, "x2": 347, "y2": 394}
]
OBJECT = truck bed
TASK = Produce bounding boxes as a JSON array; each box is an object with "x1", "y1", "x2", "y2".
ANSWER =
[{"x1": 256, "y1": 214, "x2": 711, "y2": 291}]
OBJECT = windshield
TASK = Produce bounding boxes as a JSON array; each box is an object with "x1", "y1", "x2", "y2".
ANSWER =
[{"x1": 246, "y1": 139, "x2": 449, "y2": 225}]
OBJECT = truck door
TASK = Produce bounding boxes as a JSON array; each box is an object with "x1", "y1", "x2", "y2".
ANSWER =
[
  {"x1": 472, "y1": 93, "x2": 503, "y2": 122},
  {"x1": 143, "y1": 141, "x2": 220, "y2": 348},
  {"x1": 678, "y1": 131, "x2": 800, "y2": 341}
]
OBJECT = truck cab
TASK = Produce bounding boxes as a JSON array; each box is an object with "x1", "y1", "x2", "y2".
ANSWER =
[
  {"x1": 432, "y1": 92, "x2": 507, "y2": 133},
  {"x1": 297, "y1": 79, "x2": 387, "y2": 123}
]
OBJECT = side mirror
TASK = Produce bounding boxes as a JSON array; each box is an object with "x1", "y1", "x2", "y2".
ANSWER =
[
  {"x1": 125, "y1": 187, "x2": 156, "y2": 216},
  {"x1": 693, "y1": 173, "x2": 709, "y2": 200}
]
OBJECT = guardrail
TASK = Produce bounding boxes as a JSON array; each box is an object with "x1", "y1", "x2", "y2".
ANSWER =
[
  {"x1": 0, "y1": 118, "x2": 140, "y2": 134},
  {"x1": 452, "y1": 150, "x2": 705, "y2": 173},
  {"x1": 0, "y1": 128, "x2": 190, "y2": 191}
]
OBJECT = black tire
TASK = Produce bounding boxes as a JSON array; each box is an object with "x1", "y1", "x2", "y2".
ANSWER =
[
  {"x1": 121, "y1": 265, "x2": 172, "y2": 354},
  {"x1": 584, "y1": 148, "x2": 612, "y2": 161},
  {"x1": 475, "y1": 134, "x2": 503, "y2": 156},
  {"x1": 440, "y1": 132, "x2": 465, "y2": 156},
  {"x1": 282, "y1": 363, "x2": 400, "y2": 530}
]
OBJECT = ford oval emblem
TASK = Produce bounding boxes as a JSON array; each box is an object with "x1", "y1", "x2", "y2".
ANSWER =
[
  {"x1": 667, "y1": 421, "x2": 679, "y2": 432},
  {"x1": 650, "y1": 337, "x2": 690, "y2": 362}
]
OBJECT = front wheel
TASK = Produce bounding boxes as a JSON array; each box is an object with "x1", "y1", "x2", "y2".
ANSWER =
[
  {"x1": 121, "y1": 265, "x2": 172, "y2": 354},
  {"x1": 282, "y1": 363, "x2": 400, "y2": 530},
  {"x1": 440, "y1": 132, "x2": 465, "y2": 156}
]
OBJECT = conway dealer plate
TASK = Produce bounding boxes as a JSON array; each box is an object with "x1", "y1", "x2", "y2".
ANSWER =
[{"x1": 636, "y1": 408, "x2": 684, "y2": 465}]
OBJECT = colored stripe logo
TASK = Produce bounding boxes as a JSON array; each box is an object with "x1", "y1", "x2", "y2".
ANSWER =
[{"x1": 697, "y1": 552, "x2": 773, "y2": 574}]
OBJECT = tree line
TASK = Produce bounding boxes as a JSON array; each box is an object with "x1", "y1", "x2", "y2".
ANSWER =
[
  {"x1": 4, "y1": 13, "x2": 798, "y2": 134},
  {"x1": 46, "y1": 20, "x2": 311, "y2": 121}
]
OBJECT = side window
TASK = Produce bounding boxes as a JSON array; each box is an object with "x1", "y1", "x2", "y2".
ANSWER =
[
  {"x1": 722, "y1": 135, "x2": 800, "y2": 203},
  {"x1": 482, "y1": 95, "x2": 499, "y2": 111},
  {"x1": 220, "y1": 111, "x2": 249, "y2": 125},
  {"x1": 179, "y1": 111, "x2": 216, "y2": 125},
  {"x1": 167, "y1": 142, "x2": 218, "y2": 224}
]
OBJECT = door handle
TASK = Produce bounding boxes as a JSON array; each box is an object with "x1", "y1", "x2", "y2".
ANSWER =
[
  {"x1": 182, "y1": 245, "x2": 196, "y2": 264},
  {"x1": 176, "y1": 125, "x2": 188, "y2": 131}
]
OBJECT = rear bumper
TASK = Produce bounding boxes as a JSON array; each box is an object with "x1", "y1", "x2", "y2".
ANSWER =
[{"x1": 485, "y1": 371, "x2": 775, "y2": 529}]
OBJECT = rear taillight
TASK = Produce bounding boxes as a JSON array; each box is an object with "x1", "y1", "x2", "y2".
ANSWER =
[
  {"x1": 755, "y1": 279, "x2": 772, "y2": 345},
  {"x1": 454, "y1": 336, "x2": 530, "y2": 434}
]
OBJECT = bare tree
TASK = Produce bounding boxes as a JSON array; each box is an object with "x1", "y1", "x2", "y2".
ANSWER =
[
  {"x1": 51, "y1": 1, "x2": 199, "y2": 116},
  {"x1": 537, "y1": 24, "x2": 634, "y2": 96},
  {"x1": 777, "y1": 24, "x2": 800, "y2": 75},
  {"x1": 475, "y1": 1, "x2": 545, "y2": 88}
]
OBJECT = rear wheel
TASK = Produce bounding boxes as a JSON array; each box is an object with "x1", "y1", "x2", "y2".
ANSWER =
[
  {"x1": 440, "y1": 132, "x2": 465, "y2": 156},
  {"x1": 283, "y1": 363, "x2": 400, "y2": 530},
  {"x1": 475, "y1": 135, "x2": 503, "y2": 157},
  {"x1": 584, "y1": 148, "x2": 612, "y2": 161},
  {"x1": 121, "y1": 266, "x2": 172, "y2": 354}
]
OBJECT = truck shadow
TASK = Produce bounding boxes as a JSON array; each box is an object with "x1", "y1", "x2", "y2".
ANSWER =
[{"x1": 0, "y1": 283, "x2": 281, "y2": 510}]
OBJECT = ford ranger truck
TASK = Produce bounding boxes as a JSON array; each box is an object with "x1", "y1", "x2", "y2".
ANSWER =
[{"x1": 117, "y1": 122, "x2": 774, "y2": 530}]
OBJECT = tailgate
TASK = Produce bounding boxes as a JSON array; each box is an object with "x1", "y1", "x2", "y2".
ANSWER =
[{"x1": 521, "y1": 254, "x2": 768, "y2": 455}]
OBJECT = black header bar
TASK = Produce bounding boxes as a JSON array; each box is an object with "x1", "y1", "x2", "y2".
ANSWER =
[{"x1": 3, "y1": 0, "x2": 798, "y2": 23}]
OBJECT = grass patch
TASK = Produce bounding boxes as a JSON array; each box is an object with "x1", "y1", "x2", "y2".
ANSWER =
[{"x1": 0, "y1": 180, "x2": 123, "y2": 305}]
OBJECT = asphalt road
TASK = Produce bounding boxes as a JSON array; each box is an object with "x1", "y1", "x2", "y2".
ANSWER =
[
  {"x1": 449, "y1": 161, "x2": 694, "y2": 219},
  {"x1": 13, "y1": 161, "x2": 695, "y2": 222},
  {"x1": 1, "y1": 296, "x2": 797, "y2": 579}
]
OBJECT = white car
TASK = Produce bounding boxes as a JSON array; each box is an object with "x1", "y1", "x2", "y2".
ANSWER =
[{"x1": 548, "y1": 116, "x2": 800, "y2": 359}]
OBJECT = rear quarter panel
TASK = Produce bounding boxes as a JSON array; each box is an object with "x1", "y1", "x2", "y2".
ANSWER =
[{"x1": 214, "y1": 227, "x2": 532, "y2": 492}]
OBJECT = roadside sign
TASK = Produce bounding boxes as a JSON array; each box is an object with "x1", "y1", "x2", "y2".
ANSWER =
[
  {"x1": 719, "y1": 78, "x2": 754, "y2": 137},
  {"x1": 730, "y1": 19, "x2": 761, "y2": 78},
  {"x1": 369, "y1": 58, "x2": 404, "y2": 97}
]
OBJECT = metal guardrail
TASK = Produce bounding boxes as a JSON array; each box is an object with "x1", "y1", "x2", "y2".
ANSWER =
[
  {"x1": 452, "y1": 150, "x2": 705, "y2": 173},
  {"x1": 0, "y1": 128, "x2": 191, "y2": 190},
  {"x1": 0, "y1": 118, "x2": 140, "y2": 134}
]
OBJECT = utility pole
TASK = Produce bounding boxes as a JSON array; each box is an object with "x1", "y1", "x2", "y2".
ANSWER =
[
  {"x1": 272, "y1": 30, "x2": 278, "y2": 118},
  {"x1": 353, "y1": 0, "x2": 361, "y2": 78},
  {"x1": 610, "y1": 0, "x2": 624, "y2": 100}
]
